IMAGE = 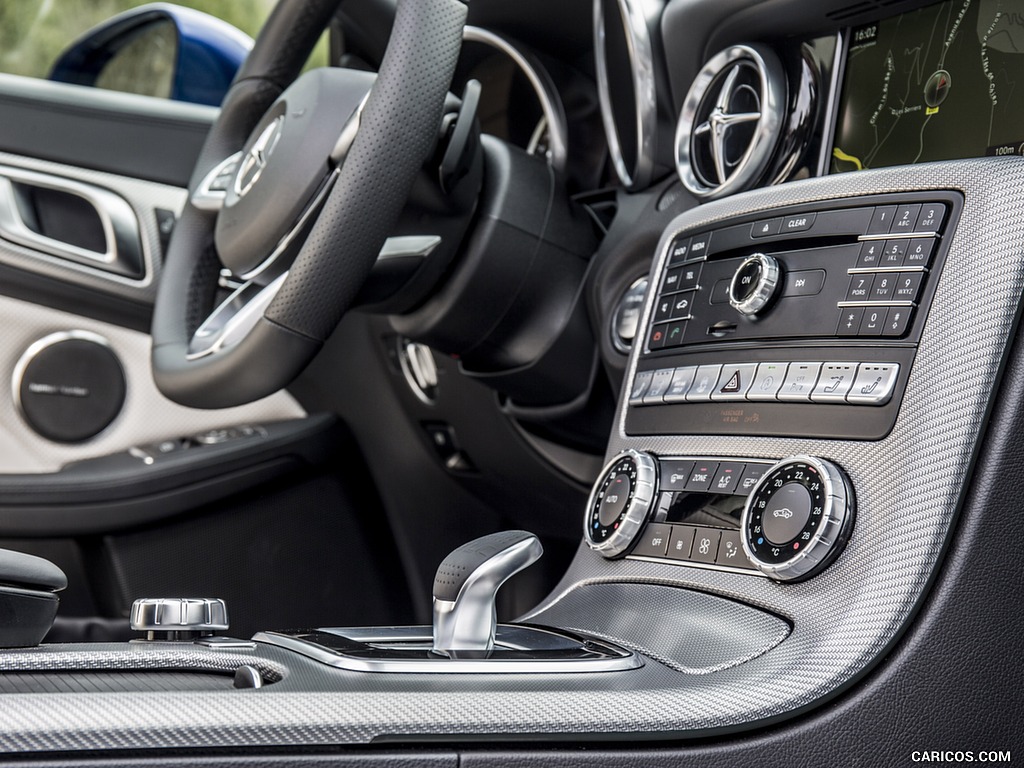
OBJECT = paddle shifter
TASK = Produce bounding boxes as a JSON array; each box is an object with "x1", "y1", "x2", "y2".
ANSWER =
[{"x1": 431, "y1": 530, "x2": 543, "y2": 654}]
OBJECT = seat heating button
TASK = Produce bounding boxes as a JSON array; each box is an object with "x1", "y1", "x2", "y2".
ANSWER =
[
  {"x1": 810, "y1": 363, "x2": 858, "y2": 402},
  {"x1": 628, "y1": 371, "x2": 654, "y2": 405},
  {"x1": 847, "y1": 363, "x2": 899, "y2": 404},
  {"x1": 642, "y1": 368, "x2": 675, "y2": 404}
]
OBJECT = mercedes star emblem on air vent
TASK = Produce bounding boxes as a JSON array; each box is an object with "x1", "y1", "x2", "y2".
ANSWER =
[{"x1": 675, "y1": 45, "x2": 786, "y2": 199}]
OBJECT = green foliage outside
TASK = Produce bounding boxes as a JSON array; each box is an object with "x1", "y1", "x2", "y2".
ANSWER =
[{"x1": 0, "y1": 0, "x2": 327, "y2": 101}]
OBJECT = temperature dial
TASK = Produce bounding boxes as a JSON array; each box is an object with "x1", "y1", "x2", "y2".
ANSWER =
[
  {"x1": 584, "y1": 450, "x2": 657, "y2": 558},
  {"x1": 741, "y1": 455, "x2": 854, "y2": 581}
]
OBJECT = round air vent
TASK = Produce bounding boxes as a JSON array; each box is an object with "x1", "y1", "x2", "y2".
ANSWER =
[{"x1": 675, "y1": 45, "x2": 786, "y2": 200}]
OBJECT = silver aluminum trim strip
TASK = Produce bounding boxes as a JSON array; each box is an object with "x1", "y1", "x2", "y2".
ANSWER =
[
  {"x1": 859, "y1": 231, "x2": 938, "y2": 241},
  {"x1": 463, "y1": 26, "x2": 569, "y2": 171},
  {"x1": 847, "y1": 266, "x2": 926, "y2": 274},
  {"x1": 836, "y1": 300, "x2": 914, "y2": 307},
  {"x1": 816, "y1": 31, "x2": 846, "y2": 178},
  {"x1": 593, "y1": 0, "x2": 658, "y2": 190}
]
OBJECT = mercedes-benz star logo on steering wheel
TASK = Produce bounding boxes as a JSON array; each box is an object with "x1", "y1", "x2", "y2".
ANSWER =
[{"x1": 235, "y1": 116, "x2": 285, "y2": 198}]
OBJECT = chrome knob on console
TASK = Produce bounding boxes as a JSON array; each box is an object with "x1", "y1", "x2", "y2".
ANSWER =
[
  {"x1": 584, "y1": 450, "x2": 657, "y2": 559},
  {"x1": 130, "y1": 597, "x2": 229, "y2": 641},
  {"x1": 740, "y1": 455, "x2": 855, "y2": 581},
  {"x1": 729, "y1": 252, "x2": 780, "y2": 316}
]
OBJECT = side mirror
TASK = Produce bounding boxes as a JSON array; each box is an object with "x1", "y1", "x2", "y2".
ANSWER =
[{"x1": 48, "y1": 3, "x2": 252, "y2": 107}]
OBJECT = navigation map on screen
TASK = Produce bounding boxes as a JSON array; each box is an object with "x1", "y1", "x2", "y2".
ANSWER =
[{"x1": 831, "y1": 0, "x2": 1024, "y2": 173}]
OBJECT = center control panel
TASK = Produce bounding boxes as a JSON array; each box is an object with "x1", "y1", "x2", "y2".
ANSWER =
[
  {"x1": 585, "y1": 450, "x2": 855, "y2": 582},
  {"x1": 627, "y1": 192, "x2": 961, "y2": 440}
]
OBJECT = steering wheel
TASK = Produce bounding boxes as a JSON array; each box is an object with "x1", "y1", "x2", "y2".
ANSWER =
[{"x1": 151, "y1": 0, "x2": 468, "y2": 408}]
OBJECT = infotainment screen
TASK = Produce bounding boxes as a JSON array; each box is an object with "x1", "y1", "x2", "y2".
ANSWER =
[{"x1": 831, "y1": 0, "x2": 1024, "y2": 173}]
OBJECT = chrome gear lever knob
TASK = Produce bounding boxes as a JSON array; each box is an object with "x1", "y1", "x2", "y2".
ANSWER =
[{"x1": 432, "y1": 530, "x2": 543, "y2": 654}]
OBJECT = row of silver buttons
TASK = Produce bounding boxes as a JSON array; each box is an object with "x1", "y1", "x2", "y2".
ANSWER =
[{"x1": 630, "y1": 361, "x2": 900, "y2": 406}]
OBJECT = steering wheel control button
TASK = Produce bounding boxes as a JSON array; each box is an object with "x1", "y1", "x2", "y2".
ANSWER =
[
  {"x1": 747, "y1": 362, "x2": 788, "y2": 400},
  {"x1": 130, "y1": 598, "x2": 229, "y2": 641},
  {"x1": 846, "y1": 364, "x2": 899, "y2": 404},
  {"x1": 810, "y1": 363, "x2": 858, "y2": 403},
  {"x1": 729, "y1": 253, "x2": 780, "y2": 316},
  {"x1": 711, "y1": 363, "x2": 757, "y2": 401},
  {"x1": 585, "y1": 451, "x2": 657, "y2": 558},
  {"x1": 777, "y1": 363, "x2": 822, "y2": 401},
  {"x1": 741, "y1": 456, "x2": 855, "y2": 581},
  {"x1": 664, "y1": 367, "x2": 698, "y2": 403}
]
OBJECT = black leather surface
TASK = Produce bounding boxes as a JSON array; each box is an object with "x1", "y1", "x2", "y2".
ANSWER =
[{"x1": 0, "y1": 549, "x2": 66, "y2": 592}]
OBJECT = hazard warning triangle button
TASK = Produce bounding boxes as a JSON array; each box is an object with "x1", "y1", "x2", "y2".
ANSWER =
[{"x1": 710, "y1": 364, "x2": 757, "y2": 401}]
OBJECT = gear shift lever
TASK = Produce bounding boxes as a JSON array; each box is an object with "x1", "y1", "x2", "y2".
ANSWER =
[{"x1": 432, "y1": 530, "x2": 542, "y2": 654}]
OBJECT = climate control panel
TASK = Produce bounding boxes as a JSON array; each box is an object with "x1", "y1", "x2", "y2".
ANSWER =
[{"x1": 586, "y1": 451, "x2": 855, "y2": 581}]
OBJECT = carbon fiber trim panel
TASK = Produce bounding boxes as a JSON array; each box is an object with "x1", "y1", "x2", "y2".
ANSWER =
[{"x1": 0, "y1": 159, "x2": 1018, "y2": 752}]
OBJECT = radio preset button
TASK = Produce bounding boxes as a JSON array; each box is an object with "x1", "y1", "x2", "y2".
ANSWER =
[
  {"x1": 867, "y1": 205, "x2": 897, "y2": 234},
  {"x1": 859, "y1": 308, "x2": 885, "y2": 335},
  {"x1": 893, "y1": 272, "x2": 924, "y2": 301},
  {"x1": 870, "y1": 273, "x2": 896, "y2": 301},
  {"x1": 777, "y1": 363, "x2": 822, "y2": 401},
  {"x1": 915, "y1": 204, "x2": 945, "y2": 232},
  {"x1": 903, "y1": 239, "x2": 934, "y2": 266},
  {"x1": 846, "y1": 274, "x2": 872, "y2": 301},
  {"x1": 880, "y1": 239, "x2": 908, "y2": 267},
  {"x1": 892, "y1": 204, "x2": 922, "y2": 233},
  {"x1": 747, "y1": 362, "x2": 788, "y2": 400}
]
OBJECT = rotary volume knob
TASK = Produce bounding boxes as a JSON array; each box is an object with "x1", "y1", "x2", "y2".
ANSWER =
[
  {"x1": 740, "y1": 456, "x2": 854, "y2": 581},
  {"x1": 130, "y1": 597, "x2": 229, "y2": 641},
  {"x1": 584, "y1": 450, "x2": 657, "y2": 558},
  {"x1": 729, "y1": 252, "x2": 780, "y2": 315}
]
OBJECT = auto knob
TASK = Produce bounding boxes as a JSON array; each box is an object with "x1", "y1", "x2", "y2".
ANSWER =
[
  {"x1": 729, "y1": 252, "x2": 780, "y2": 315},
  {"x1": 740, "y1": 455, "x2": 855, "y2": 581},
  {"x1": 130, "y1": 597, "x2": 229, "y2": 641},
  {"x1": 584, "y1": 449, "x2": 657, "y2": 558}
]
